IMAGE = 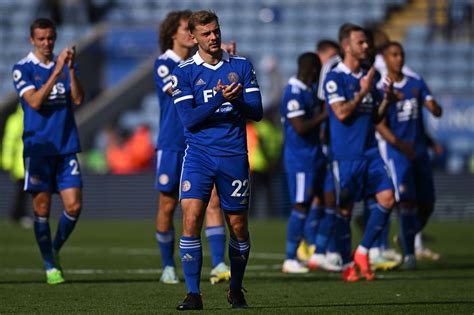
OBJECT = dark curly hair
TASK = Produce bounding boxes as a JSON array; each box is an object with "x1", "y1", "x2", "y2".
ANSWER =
[
  {"x1": 159, "y1": 10, "x2": 192, "y2": 53},
  {"x1": 30, "y1": 18, "x2": 56, "y2": 38}
]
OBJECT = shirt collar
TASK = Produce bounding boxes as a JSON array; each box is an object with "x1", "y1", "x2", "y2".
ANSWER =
[
  {"x1": 164, "y1": 49, "x2": 183, "y2": 63},
  {"x1": 393, "y1": 75, "x2": 408, "y2": 89},
  {"x1": 337, "y1": 62, "x2": 363, "y2": 79},
  {"x1": 193, "y1": 49, "x2": 230, "y2": 65},
  {"x1": 288, "y1": 77, "x2": 308, "y2": 90},
  {"x1": 28, "y1": 52, "x2": 56, "y2": 69}
]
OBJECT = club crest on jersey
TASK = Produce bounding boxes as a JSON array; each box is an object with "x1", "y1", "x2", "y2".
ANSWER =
[
  {"x1": 170, "y1": 75, "x2": 178, "y2": 88},
  {"x1": 182, "y1": 180, "x2": 191, "y2": 192},
  {"x1": 30, "y1": 175, "x2": 41, "y2": 185},
  {"x1": 326, "y1": 80, "x2": 337, "y2": 93},
  {"x1": 227, "y1": 72, "x2": 239, "y2": 83},
  {"x1": 287, "y1": 99, "x2": 300, "y2": 111},
  {"x1": 159, "y1": 174, "x2": 169, "y2": 185},
  {"x1": 250, "y1": 68, "x2": 258, "y2": 85},
  {"x1": 157, "y1": 65, "x2": 169, "y2": 78},
  {"x1": 12, "y1": 69, "x2": 21, "y2": 81}
]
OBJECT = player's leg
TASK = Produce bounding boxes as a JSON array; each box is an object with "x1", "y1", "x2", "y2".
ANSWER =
[
  {"x1": 205, "y1": 186, "x2": 230, "y2": 284},
  {"x1": 26, "y1": 156, "x2": 64, "y2": 284},
  {"x1": 176, "y1": 150, "x2": 214, "y2": 310},
  {"x1": 282, "y1": 169, "x2": 314, "y2": 273},
  {"x1": 214, "y1": 154, "x2": 251, "y2": 308},
  {"x1": 355, "y1": 156, "x2": 394, "y2": 280},
  {"x1": 300, "y1": 197, "x2": 323, "y2": 260},
  {"x1": 309, "y1": 165, "x2": 341, "y2": 271},
  {"x1": 155, "y1": 150, "x2": 183, "y2": 284},
  {"x1": 156, "y1": 191, "x2": 179, "y2": 283},
  {"x1": 224, "y1": 210, "x2": 250, "y2": 308},
  {"x1": 414, "y1": 158, "x2": 440, "y2": 261}
]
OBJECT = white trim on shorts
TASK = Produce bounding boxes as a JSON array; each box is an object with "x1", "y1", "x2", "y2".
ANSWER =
[{"x1": 295, "y1": 172, "x2": 305, "y2": 203}]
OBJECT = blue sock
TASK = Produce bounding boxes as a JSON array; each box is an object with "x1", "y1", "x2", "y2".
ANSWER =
[
  {"x1": 334, "y1": 214, "x2": 352, "y2": 264},
  {"x1": 205, "y1": 225, "x2": 226, "y2": 267},
  {"x1": 360, "y1": 203, "x2": 391, "y2": 249},
  {"x1": 34, "y1": 216, "x2": 55, "y2": 270},
  {"x1": 286, "y1": 209, "x2": 306, "y2": 259},
  {"x1": 156, "y1": 229, "x2": 175, "y2": 267},
  {"x1": 399, "y1": 207, "x2": 416, "y2": 255},
  {"x1": 303, "y1": 205, "x2": 322, "y2": 247},
  {"x1": 327, "y1": 233, "x2": 337, "y2": 253},
  {"x1": 379, "y1": 216, "x2": 390, "y2": 250},
  {"x1": 53, "y1": 211, "x2": 78, "y2": 253},
  {"x1": 228, "y1": 236, "x2": 250, "y2": 291},
  {"x1": 179, "y1": 236, "x2": 202, "y2": 294},
  {"x1": 315, "y1": 208, "x2": 336, "y2": 254}
]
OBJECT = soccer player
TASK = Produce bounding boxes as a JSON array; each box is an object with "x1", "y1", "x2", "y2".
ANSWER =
[
  {"x1": 323, "y1": 23, "x2": 396, "y2": 281},
  {"x1": 153, "y1": 10, "x2": 231, "y2": 285},
  {"x1": 280, "y1": 52, "x2": 329, "y2": 274},
  {"x1": 12, "y1": 18, "x2": 84, "y2": 285},
  {"x1": 376, "y1": 41, "x2": 442, "y2": 269},
  {"x1": 171, "y1": 10, "x2": 262, "y2": 310}
]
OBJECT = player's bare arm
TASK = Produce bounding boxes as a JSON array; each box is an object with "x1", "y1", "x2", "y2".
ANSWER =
[
  {"x1": 67, "y1": 46, "x2": 84, "y2": 105},
  {"x1": 376, "y1": 120, "x2": 416, "y2": 159},
  {"x1": 374, "y1": 74, "x2": 397, "y2": 123},
  {"x1": 289, "y1": 106, "x2": 328, "y2": 136},
  {"x1": 331, "y1": 67, "x2": 375, "y2": 121},
  {"x1": 424, "y1": 99, "x2": 442, "y2": 117},
  {"x1": 22, "y1": 47, "x2": 69, "y2": 110}
]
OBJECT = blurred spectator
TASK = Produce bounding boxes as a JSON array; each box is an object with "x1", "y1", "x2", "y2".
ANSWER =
[
  {"x1": 106, "y1": 125, "x2": 155, "y2": 174},
  {"x1": 1, "y1": 105, "x2": 32, "y2": 228},
  {"x1": 247, "y1": 112, "x2": 283, "y2": 216}
]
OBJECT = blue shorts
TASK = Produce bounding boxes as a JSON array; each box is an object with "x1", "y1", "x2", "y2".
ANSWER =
[
  {"x1": 386, "y1": 151, "x2": 435, "y2": 203},
  {"x1": 24, "y1": 154, "x2": 82, "y2": 193},
  {"x1": 155, "y1": 150, "x2": 185, "y2": 193},
  {"x1": 285, "y1": 157, "x2": 332, "y2": 205},
  {"x1": 332, "y1": 154, "x2": 393, "y2": 205},
  {"x1": 180, "y1": 149, "x2": 250, "y2": 211}
]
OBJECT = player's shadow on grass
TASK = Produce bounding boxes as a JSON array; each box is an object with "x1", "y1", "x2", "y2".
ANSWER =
[
  {"x1": 246, "y1": 300, "x2": 474, "y2": 310},
  {"x1": 0, "y1": 278, "x2": 160, "y2": 285}
]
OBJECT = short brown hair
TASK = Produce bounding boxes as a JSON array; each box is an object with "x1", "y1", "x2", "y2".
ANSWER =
[
  {"x1": 159, "y1": 10, "x2": 192, "y2": 53},
  {"x1": 188, "y1": 10, "x2": 219, "y2": 33},
  {"x1": 382, "y1": 41, "x2": 404, "y2": 54},
  {"x1": 30, "y1": 18, "x2": 56, "y2": 38},
  {"x1": 338, "y1": 23, "x2": 365, "y2": 44}
]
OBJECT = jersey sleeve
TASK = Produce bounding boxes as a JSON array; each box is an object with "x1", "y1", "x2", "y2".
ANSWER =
[
  {"x1": 237, "y1": 60, "x2": 263, "y2": 121},
  {"x1": 172, "y1": 66, "x2": 225, "y2": 129},
  {"x1": 324, "y1": 71, "x2": 345, "y2": 105},
  {"x1": 12, "y1": 64, "x2": 35, "y2": 98},
  {"x1": 284, "y1": 89, "x2": 306, "y2": 119},
  {"x1": 419, "y1": 78, "x2": 433, "y2": 101},
  {"x1": 153, "y1": 59, "x2": 174, "y2": 94}
]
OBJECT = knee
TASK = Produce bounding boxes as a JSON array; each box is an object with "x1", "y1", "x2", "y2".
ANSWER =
[
  {"x1": 377, "y1": 191, "x2": 395, "y2": 210},
  {"x1": 337, "y1": 208, "x2": 352, "y2": 218},
  {"x1": 34, "y1": 201, "x2": 50, "y2": 217},
  {"x1": 230, "y1": 220, "x2": 248, "y2": 240},
  {"x1": 64, "y1": 200, "x2": 82, "y2": 217},
  {"x1": 182, "y1": 213, "x2": 202, "y2": 236}
]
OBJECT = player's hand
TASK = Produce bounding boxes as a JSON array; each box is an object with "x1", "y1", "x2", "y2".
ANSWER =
[
  {"x1": 66, "y1": 46, "x2": 76, "y2": 69},
  {"x1": 383, "y1": 76, "x2": 398, "y2": 103},
  {"x1": 221, "y1": 40, "x2": 236, "y2": 55},
  {"x1": 54, "y1": 48, "x2": 69, "y2": 76},
  {"x1": 432, "y1": 104, "x2": 442, "y2": 117},
  {"x1": 398, "y1": 141, "x2": 416, "y2": 160},
  {"x1": 214, "y1": 79, "x2": 226, "y2": 93},
  {"x1": 359, "y1": 66, "x2": 375, "y2": 96},
  {"x1": 222, "y1": 82, "x2": 242, "y2": 100}
]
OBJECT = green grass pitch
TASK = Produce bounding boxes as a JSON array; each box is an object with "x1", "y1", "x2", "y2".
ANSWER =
[{"x1": 1, "y1": 219, "x2": 473, "y2": 314}]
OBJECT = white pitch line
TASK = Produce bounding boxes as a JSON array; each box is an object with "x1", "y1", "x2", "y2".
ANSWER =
[
  {"x1": 0, "y1": 246, "x2": 286, "y2": 260},
  {"x1": 0, "y1": 267, "x2": 447, "y2": 280}
]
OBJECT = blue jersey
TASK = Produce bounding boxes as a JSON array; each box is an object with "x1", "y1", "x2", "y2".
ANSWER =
[
  {"x1": 324, "y1": 62, "x2": 382, "y2": 160},
  {"x1": 281, "y1": 77, "x2": 321, "y2": 166},
  {"x1": 172, "y1": 50, "x2": 262, "y2": 156},
  {"x1": 153, "y1": 49, "x2": 186, "y2": 151},
  {"x1": 378, "y1": 75, "x2": 432, "y2": 157},
  {"x1": 12, "y1": 52, "x2": 80, "y2": 157}
]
